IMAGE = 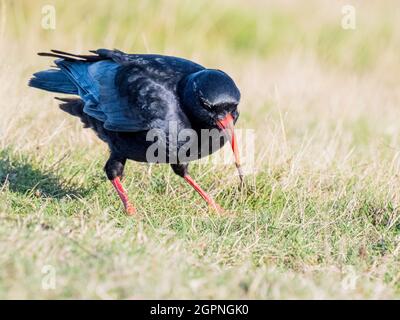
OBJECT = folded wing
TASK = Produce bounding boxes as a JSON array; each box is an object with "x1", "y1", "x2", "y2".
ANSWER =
[{"x1": 30, "y1": 49, "x2": 204, "y2": 132}]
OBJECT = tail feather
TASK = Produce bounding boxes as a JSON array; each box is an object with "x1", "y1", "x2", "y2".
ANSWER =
[
  {"x1": 57, "y1": 97, "x2": 84, "y2": 116},
  {"x1": 38, "y1": 49, "x2": 104, "y2": 62},
  {"x1": 57, "y1": 98, "x2": 91, "y2": 128},
  {"x1": 28, "y1": 69, "x2": 78, "y2": 94}
]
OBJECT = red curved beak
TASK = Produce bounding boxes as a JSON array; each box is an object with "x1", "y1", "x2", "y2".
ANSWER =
[{"x1": 217, "y1": 113, "x2": 244, "y2": 183}]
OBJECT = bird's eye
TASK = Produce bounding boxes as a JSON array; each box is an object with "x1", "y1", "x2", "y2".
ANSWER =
[{"x1": 199, "y1": 96, "x2": 213, "y2": 110}]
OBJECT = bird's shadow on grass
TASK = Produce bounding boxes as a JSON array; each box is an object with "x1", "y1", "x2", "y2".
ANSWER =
[{"x1": 0, "y1": 149, "x2": 91, "y2": 199}]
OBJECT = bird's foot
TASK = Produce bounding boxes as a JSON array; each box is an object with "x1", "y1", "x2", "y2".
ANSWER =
[
  {"x1": 182, "y1": 174, "x2": 227, "y2": 214},
  {"x1": 125, "y1": 203, "x2": 136, "y2": 216},
  {"x1": 209, "y1": 202, "x2": 226, "y2": 214},
  {"x1": 111, "y1": 177, "x2": 136, "y2": 216}
]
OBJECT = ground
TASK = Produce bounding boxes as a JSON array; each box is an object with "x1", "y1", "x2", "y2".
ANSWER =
[{"x1": 0, "y1": 0, "x2": 399, "y2": 299}]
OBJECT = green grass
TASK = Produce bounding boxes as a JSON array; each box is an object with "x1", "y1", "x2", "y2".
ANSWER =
[
  {"x1": 1, "y1": 0, "x2": 400, "y2": 299},
  {"x1": 1, "y1": 145, "x2": 399, "y2": 298}
]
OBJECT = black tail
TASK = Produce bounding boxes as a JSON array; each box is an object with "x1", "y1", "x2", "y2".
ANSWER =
[
  {"x1": 29, "y1": 49, "x2": 107, "y2": 94},
  {"x1": 28, "y1": 69, "x2": 78, "y2": 94},
  {"x1": 37, "y1": 49, "x2": 105, "y2": 62},
  {"x1": 57, "y1": 97, "x2": 108, "y2": 141},
  {"x1": 56, "y1": 98, "x2": 91, "y2": 128},
  {"x1": 56, "y1": 97, "x2": 83, "y2": 116}
]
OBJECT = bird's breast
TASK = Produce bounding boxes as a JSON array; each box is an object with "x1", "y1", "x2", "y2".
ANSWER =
[{"x1": 112, "y1": 126, "x2": 227, "y2": 164}]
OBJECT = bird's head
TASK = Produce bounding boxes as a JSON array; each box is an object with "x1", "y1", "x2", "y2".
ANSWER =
[{"x1": 180, "y1": 69, "x2": 243, "y2": 181}]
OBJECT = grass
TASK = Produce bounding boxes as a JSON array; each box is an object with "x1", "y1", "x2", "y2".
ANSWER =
[{"x1": 0, "y1": 0, "x2": 400, "y2": 299}]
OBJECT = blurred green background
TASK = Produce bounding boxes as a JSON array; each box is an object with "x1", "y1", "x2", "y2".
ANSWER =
[{"x1": 3, "y1": 0, "x2": 399, "y2": 72}]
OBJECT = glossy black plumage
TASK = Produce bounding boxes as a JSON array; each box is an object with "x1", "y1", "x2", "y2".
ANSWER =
[{"x1": 29, "y1": 49, "x2": 241, "y2": 214}]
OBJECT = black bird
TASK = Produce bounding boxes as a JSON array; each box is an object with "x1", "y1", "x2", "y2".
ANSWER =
[{"x1": 29, "y1": 49, "x2": 242, "y2": 215}]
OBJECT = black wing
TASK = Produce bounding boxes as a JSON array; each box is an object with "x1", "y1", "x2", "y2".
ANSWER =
[{"x1": 38, "y1": 49, "x2": 204, "y2": 132}]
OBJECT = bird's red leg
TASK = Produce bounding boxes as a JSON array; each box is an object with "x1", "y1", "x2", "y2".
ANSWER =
[
  {"x1": 111, "y1": 177, "x2": 136, "y2": 215},
  {"x1": 183, "y1": 174, "x2": 224, "y2": 213}
]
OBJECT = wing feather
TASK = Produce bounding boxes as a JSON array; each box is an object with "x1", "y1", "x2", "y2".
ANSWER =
[{"x1": 47, "y1": 49, "x2": 204, "y2": 132}]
